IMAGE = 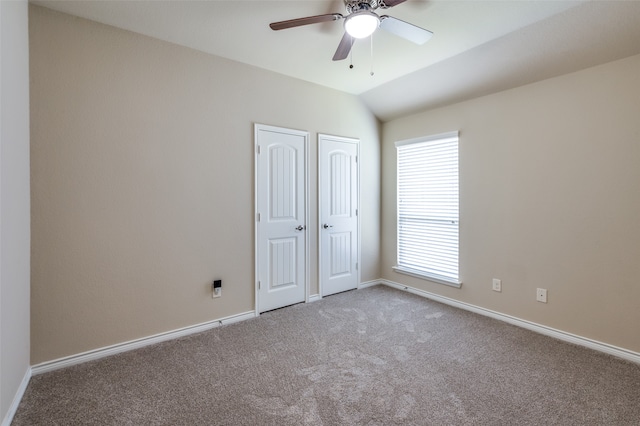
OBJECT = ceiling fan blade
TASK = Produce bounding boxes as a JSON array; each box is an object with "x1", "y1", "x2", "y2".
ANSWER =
[
  {"x1": 379, "y1": 0, "x2": 408, "y2": 8},
  {"x1": 270, "y1": 13, "x2": 343, "y2": 30},
  {"x1": 379, "y1": 15, "x2": 433, "y2": 45},
  {"x1": 332, "y1": 32, "x2": 354, "y2": 61}
]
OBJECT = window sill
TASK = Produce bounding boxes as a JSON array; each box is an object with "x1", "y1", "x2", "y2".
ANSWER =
[{"x1": 392, "y1": 266, "x2": 462, "y2": 289}]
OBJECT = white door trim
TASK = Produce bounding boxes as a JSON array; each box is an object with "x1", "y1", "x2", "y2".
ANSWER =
[
  {"x1": 254, "y1": 123, "x2": 310, "y2": 314},
  {"x1": 318, "y1": 134, "x2": 361, "y2": 298}
]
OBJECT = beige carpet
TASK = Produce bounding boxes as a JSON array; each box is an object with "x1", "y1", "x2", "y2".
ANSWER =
[{"x1": 13, "y1": 285, "x2": 640, "y2": 425}]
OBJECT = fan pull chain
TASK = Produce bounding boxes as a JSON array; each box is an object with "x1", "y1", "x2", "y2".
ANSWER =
[
  {"x1": 370, "y1": 33, "x2": 375, "y2": 76},
  {"x1": 349, "y1": 41, "x2": 354, "y2": 69}
]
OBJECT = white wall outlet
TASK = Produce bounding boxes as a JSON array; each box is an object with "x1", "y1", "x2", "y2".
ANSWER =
[
  {"x1": 536, "y1": 288, "x2": 547, "y2": 303},
  {"x1": 213, "y1": 287, "x2": 221, "y2": 298},
  {"x1": 212, "y1": 280, "x2": 222, "y2": 299},
  {"x1": 492, "y1": 278, "x2": 502, "y2": 292}
]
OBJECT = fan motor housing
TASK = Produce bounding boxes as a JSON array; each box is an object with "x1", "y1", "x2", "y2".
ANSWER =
[{"x1": 346, "y1": 0, "x2": 380, "y2": 14}]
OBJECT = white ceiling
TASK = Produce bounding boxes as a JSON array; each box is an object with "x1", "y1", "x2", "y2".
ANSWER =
[{"x1": 31, "y1": 0, "x2": 640, "y2": 121}]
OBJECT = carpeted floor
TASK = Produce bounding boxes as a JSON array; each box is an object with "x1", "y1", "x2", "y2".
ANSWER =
[{"x1": 13, "y1": 285, "x2": 640, "y2": 425}]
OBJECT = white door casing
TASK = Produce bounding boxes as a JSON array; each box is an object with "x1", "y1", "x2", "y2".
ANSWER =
[
  {"x1": 319, "y1": 134, "x2": 360, "y2": 297},
  {"x1": 255, "y1": 124, "x2": 308, "y2": 313}
]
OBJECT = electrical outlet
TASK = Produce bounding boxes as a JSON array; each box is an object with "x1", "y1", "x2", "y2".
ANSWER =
[
  {"x1": 536, "y1": 288, "x2": 547, "y2": 303},
  {"x1": 492, "y1": 278, "x2": 502, "y2": 292},
  {"x1": 212, "y1": 279, "x2": 222, "y2": 299}
]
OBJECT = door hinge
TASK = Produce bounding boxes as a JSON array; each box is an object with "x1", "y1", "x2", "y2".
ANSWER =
[
  {"x1": 256, "y1": 144, "x2": 261, "y2": 154},
  {"x1": 356, "y1": 262, "x2": 358, "y2": 270},
  {"x1": 355, "y1": 209, "x2": 358, "y2": 216},
  {"x1": 257, "y1": 213, "x2": 261, "y2": 222},
  {"x1": 258, "y1": 281, "x2": 261, "y2": 290}
]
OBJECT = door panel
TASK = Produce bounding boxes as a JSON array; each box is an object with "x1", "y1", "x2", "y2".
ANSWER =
[
  {"x1": 330, "y1": 152, "x2": 352, "y2": 217},
  {"x1": 319, "y1": 135, "x2": 359, "y2": 297},
  {"x1": 269, "y1": 237, "x2": 297, "y2": 290},
  {"x1": 330, "y1": 232, "x2": 352, "y2": 277},
  {"x1": 256, "y1": 125, "x2": 307, "y2": 313},
  {"x1": 269, "y1": 145, "x2": 297, "y2": 221}
]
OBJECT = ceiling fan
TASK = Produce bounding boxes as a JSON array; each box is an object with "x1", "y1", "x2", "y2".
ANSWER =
[{"x1": 269, "y1": 0, "x2": 433, "y2": 61}]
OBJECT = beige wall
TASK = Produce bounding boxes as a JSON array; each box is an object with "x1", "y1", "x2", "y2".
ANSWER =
[
  {"x1": 1, "y1": 0, "x2": 31, "y2": 421},
  {"x1": 29, "y1": 6, "x2": 380, "y2": 364},
  {"x1": 382, "y1": 53, "x2": 640, "y2": 353},
  {"x1": 29, "y1": 2, "x2": 640, "y2": 366}
]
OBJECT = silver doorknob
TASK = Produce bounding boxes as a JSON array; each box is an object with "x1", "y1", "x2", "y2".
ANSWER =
[
  {"x1": 295, "y1": 225, "x2": 305, "y2": 231},
  {"x1": 323, "y1": 224, "x2": 333, "y2": 229}
]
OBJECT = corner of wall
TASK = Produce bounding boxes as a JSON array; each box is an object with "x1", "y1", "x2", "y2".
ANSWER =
[{"x1": 0, "y1": 0, "x2": 32, "y2": 423}]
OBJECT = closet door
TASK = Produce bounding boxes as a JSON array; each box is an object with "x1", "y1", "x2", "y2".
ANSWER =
[
  {"x1": 319, "y1": 134, "x2": 359, "y2": 297},
  {"x1": 255, "y1": 124, "x2": 308, "y2": 313}
]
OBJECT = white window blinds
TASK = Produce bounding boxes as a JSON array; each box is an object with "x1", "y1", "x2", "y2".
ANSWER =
[{"x1": 394, "y1": 131, "x2": 460, "y2": 287}]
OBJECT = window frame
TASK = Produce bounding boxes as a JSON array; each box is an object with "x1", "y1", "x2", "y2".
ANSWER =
[{"x1": 393, "y1": 131, "x2": 461, "y2": 288}]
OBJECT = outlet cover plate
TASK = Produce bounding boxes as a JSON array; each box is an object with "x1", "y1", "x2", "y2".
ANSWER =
[
  {"x1": 492, "y1": 278, "x2": 502, "y2": 292},
  {"x1": 536, "y1": 288, "x2": 547, "y2": 303}
]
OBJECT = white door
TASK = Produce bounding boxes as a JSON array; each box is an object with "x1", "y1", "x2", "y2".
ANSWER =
[
  {"x1": 255, "y1": 124, "x2": 308, "y2": 313},
  {"x1": 319, "y1": 134, "x2": 359, "y2": 297}
]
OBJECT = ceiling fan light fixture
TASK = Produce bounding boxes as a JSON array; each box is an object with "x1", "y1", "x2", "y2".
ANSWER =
[{"x1": 344, "y1": 11, "x2": 380, "y2": 39}]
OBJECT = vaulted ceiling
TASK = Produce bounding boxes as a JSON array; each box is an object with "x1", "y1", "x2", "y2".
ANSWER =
[{"x1": 31, "y1": 0, "x2": 640, "y2": 121}]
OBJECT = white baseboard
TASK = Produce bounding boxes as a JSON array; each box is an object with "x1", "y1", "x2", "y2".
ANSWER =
[
  {"x1": 31, "y1": 310, "x2": 256, "y2": 375},
  {"x1": 378, "y1": 279, "x2": 640, "y2": 365},
  {"x1": 25, "y1": 280, "x2": 640, "y2": 404},
  {"x1": 30, "y1": 285, "x2": 379, "y2": 376},
  {"x1": 358, "y1": 279, "x2": 382, "y2": 289},
  {"x1": 1, "y1": 367, "x2": 32, "y2": 426},
  {"x1": 308, "y1": 294, "x2": 322, "y2": 303}
]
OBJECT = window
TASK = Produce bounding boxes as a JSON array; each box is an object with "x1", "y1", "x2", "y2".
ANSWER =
[{"x1": 394, "y1": 131, "x2": 460, "y2": 288}]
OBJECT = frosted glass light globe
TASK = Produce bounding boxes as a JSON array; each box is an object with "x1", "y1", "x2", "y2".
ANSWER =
[{"x1": 345, "y1": 11, "x2": 380, "y2": 39}]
